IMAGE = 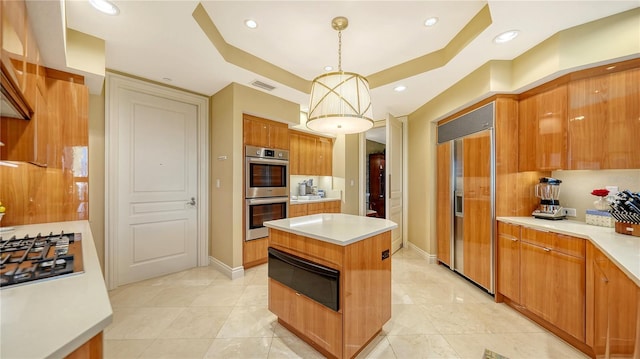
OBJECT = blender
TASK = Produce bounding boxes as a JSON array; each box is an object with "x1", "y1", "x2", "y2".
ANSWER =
[{"x1": 532, "y1": 177, "x2": 566, "y2": 220}]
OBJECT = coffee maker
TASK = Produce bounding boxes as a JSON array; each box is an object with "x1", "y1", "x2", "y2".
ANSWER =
[{"x1": 532, "y1": 177, "x2": 566, "y2": 220}]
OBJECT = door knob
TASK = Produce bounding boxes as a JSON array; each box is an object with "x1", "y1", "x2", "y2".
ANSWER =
[{"x1": 187, "y1": 197, "x2": 196, "y2": 206}]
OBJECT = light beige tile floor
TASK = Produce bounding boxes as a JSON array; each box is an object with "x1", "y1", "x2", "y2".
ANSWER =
[{"x1": 105, "y1": 247, "x2": 589, "y2": 359}]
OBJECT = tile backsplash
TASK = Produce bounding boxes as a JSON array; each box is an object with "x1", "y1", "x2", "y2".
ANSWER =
[{"x1": 551, "y1": 169, "x2": 640, "y2": 221}]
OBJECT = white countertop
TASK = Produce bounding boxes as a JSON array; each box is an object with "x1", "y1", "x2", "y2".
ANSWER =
[
  {"x1": 264, "y1": 213, "x2": 397, "y2": 246},
  {"x1": 498, "y1": 217, "x2": 640, "y2": 286},
  {"x1": 0, "y1": 220, "x2": 113, "y2": 359},
  {"x1": 290, "y1": 197, "x2": 341, "y2": 204}
]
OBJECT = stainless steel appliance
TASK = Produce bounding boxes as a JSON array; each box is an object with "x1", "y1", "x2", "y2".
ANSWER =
[
  {"x1": 246, "y1": 197, "x2": 289, "y2": 241},
  {"x1": 437, "y1": 102, "x2": 495, "y2": 294},
  {"x1": 0, "y1": 232, "x2": 84, "y2": 288},
  {"x1": 532, "y1": 177, "x2": 565, "y2": 220},
  {"x1": 245, "y1": 145, "x2": 289, "y2": 241},
  {"x1": 245, "y1": 145, "x2": 289, "y2": 198},
  {"x1": 268, "y1": 247, "x2": 339, "y2": 311}
]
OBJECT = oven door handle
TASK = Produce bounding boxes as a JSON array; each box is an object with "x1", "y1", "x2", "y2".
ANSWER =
[
  {"x1": 246, "y1": 197, "x2": 289, "y2": 205},
  {"x1": 246, "y1": 157, "x2": 289, "y2": 166}
]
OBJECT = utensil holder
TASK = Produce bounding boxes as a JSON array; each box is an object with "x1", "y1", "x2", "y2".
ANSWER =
[{"x1": 615, "y1": 222, "x2": 640, "y2": 237}]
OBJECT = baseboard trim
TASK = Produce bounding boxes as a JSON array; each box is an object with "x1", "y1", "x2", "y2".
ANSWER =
[
  {"x1": 209, "y1": 256, "x2": 244, "y2": 279},
  {"x1": 407, "y1": 242, "x2": 437, "y2": 264}
]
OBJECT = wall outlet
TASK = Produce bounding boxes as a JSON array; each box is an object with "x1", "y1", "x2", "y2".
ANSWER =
[{"x1": 564, "y1": 208, "x2": 577, "y2": 217}]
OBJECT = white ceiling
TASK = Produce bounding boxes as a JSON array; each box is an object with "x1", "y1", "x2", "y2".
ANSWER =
[{"x1": 26, "y1": 0, "x2": 640, "y2": 122}]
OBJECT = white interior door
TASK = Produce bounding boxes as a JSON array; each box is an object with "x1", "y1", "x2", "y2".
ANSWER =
[
  {"x1": 386, "y1": 114, "x2": 403, "y2": 253},
  {"x1": 114, "y1": 88, "x2": 199, "y2": 286}
]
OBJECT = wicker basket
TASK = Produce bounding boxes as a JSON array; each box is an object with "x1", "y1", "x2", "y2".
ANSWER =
[{"x1": 615, "y1": 222, "x2": 640, "y2": 237}]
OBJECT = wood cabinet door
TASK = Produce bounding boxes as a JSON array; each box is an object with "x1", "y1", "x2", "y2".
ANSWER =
[
  {"x1": 317, "y1": 137, "x2": 333, "y2": 176},
  {"x1": 497, "y1": 222, "x2": 521, "y2": 303},
  {"x1": 324, "y1": 200, "x2": 341, "y2": 213},
  {"x1": 518, "y1": 85, "x2": 567, "y2": 171},
  {"x1": 548, "y1": 247, "x2": 585, "y2": 342},
  {"x1": 568, "y1": 68, "x2": 640, "y2": 169},
  {"x1": 536, "y1": 86, "x2": 567, "y2": 170},
  {"x1": 606, "y1": 68, "x2": 640, "y2": 169},
  {"x1": 586, "y1": 242, "x2": 609, "y2": 355},
  {"x1": 307, "y1": 202, "x2": 324, "y2": 215},
  {"x1": 607, "y1": 253, "x2": 639, "y2": 356},
  {"x1": 521, "y1": 231, "x2": 585, "y2": 342},
  {"x1": 289, "y1": 203, "x2": 307, "y2": 217},
  {"x1": 462, "y1": 131, "x2": 492, "y2": 290},
  {"x1": 289, "y1": 132, "x2": 300, "y2": 175},
  {"x1": 270, "y1": 123, "x2": 289, "y2": 150},
  {"x1": 520, "y1": 240, "x2": 553, "y2": 321},
  {"x1": 243, "y1": 116, "x2": 270, "y2": 147},
  {"x1": 298, "y1": 134, "x2": 317, "y2": 175},
  {"x1": 436, "y1": 142, "x2": 452, "y2": 266}
]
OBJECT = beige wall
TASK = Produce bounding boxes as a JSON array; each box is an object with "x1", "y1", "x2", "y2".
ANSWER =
[
  {"x1": 406, "y1": 8, "x2": 640, "y2": 256},
  {"x1": 209, "y1": 83, "x2": 299, "y2": 270},
  {"x1": 342, "y1": 134, "x2": 360, "y2": 215},
  {"x1": 88, "y1": 90, "x2": 105, "y2": 272}
]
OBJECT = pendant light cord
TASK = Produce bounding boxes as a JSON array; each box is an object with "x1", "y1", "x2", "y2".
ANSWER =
[{"x1": 338, "y1": 30, "x2": 342, "y2": 72}]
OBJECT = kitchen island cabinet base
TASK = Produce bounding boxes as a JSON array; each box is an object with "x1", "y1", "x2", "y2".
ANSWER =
[
  {"x1": 267, "y1": 224, "x2": 392, "y2": 359},
  {"x1": 65, "y1": 332, "x2": 103, "y2": 359}
]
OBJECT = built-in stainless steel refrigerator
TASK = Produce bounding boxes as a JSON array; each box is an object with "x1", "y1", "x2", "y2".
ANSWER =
[{"x1": 438, "y1": 103, "x2": 495, "y2": 293}]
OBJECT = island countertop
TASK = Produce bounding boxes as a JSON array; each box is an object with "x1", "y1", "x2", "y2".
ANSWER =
[
  {"x1": 264, "y1": 213, "x2": 397, "y2": 246},
  {"x1": 498, "y1": 216, "x2": 640, "y2": 286},
  {"x1": 0, "y1": 220, "x2": 113, "y2": 359}
]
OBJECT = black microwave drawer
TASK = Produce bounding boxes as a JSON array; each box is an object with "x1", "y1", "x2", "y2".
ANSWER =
[{"x1": 268, "y1": 247, "x2": 339, "y2": 311}]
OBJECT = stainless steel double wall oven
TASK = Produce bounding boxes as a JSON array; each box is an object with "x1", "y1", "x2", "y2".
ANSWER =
[{"x1": 245, "y1": 145, "x2": 289, "y2": 241}]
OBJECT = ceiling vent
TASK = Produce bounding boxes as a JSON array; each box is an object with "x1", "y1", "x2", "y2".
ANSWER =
[{"x1": 250, "y1": 80, "x2": 276, "y2": 91}]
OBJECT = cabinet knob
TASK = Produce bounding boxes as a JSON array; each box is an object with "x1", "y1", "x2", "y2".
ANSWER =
[{"x1": 543, "y1": 247, "x2": 551, "y2": 252}]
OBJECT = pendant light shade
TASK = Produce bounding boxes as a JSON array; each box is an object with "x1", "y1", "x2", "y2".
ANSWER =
[{"x1": 306, "y1": 17, "x2": 373, "y2": 135}]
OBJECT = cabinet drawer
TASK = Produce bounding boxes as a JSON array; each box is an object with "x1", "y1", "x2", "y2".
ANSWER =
[
  {"x1": 268, "y1": 279, "x2": 342, "y2": 357},
  {"x1": 521, "y1": 227, "x2": 584, "y2": 258}
]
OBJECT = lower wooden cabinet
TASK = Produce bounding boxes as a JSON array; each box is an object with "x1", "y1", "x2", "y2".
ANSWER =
[
  {"x1": 586, "y1": 242, "x2": 639, "y2": 358},
  {"x1": 243, "y1": 237, "x2": 269, "y2": 268},
  {"x1": 270, "y1": 279, "x2": 343, "y2": 357},
  {"x1": 496, "y1": 222, "x2": 521, "y2": 303},
  {"x1": 290, "y1": 200, "x2": 341, "y2": 217},
  {"x1": 497, "y1": 222, "x2": 588, "y2": 352},
  {"x1": 520, "y1": 228, "x2": 585, "y2": 342}
]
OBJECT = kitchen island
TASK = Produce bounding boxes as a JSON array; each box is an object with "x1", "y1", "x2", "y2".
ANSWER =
[
  {"x1": 264, "y1": 213, "x2": 397, "y2": 359},
  {"x1": 0, "y1": 220, "x2": 113, "y2": 358}
]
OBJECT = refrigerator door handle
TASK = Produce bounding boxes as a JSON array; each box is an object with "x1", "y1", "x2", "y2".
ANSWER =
[{"x1": 454, "y1": 191, "x2": 463, "y2": 217}]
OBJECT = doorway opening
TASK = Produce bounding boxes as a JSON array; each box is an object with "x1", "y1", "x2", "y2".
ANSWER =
[{"x1": 365, "y1": 126, "x2": 386, "y2": 218}]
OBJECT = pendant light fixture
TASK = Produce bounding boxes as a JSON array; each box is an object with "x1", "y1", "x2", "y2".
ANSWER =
[{"x1": 307, "y1": 16, "x2": 373, "y2": 135}]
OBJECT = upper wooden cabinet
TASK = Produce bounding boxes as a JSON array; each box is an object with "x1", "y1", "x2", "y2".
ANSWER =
[
  {"x1": 242, "y1": 114, "x2": 289, "y2": 150},
  {"x1": 518, "y1": 85, "x2": 568, "y2": 171},
  {"x1": 289, "y1": 130, "x2": 333, "y2": 176},
  {"x1": 568, "y1": 67, "x2": 640, "y2": 169}
]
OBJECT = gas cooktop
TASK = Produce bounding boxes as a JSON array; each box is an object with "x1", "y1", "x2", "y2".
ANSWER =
[{"x1": 0, "y1": 232, "x2": 84, "y2": 288}]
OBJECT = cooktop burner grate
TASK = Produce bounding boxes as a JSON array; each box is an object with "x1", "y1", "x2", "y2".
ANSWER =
[{"x1": 0, "y1": 232, "x2": 84, "y2": 288}]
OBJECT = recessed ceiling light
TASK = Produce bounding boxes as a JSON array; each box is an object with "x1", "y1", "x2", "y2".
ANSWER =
[
  {"x1": 324, "y1": 66, "x2": 333, "y2": 71},
  {"x1": 424, "y1": 17, "x2": 439, "y2": 27},
  {"x1": 245, "y1": 19, "x2": 258, "y2": 29},
  {"x1": 493, "y1": 30, "x2": 519, "y2": 44},
  {"x1": 89, "y1": 0, "x2": 119, "y2": 15},
  {"x1": 394, "y1": 85, "x2": 407, "y2": 92}
]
